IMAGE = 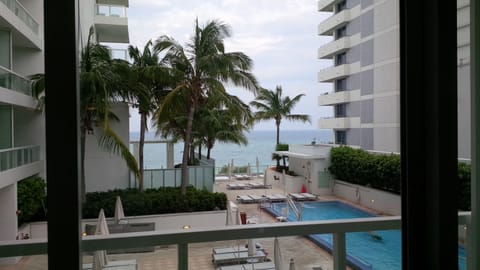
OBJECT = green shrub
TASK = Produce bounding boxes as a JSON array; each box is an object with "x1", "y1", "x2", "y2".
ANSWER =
[
  {"x1": 82, "y1": 186, "x2": 227, "y2": 219},
  {"x1": 218, "y1": 165, "x2": 248, "y2": 174},
  {"x1": 17, "y1": 176, "x2": 47, "y2": 225},
  {"x1": 328, "y1": 146, "x2": 470, "y2": 210}
]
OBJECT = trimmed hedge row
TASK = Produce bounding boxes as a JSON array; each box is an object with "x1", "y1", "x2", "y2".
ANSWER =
[
  {"x1": 328, "y1": 146, "x2": 401, "y2": 193},
  {"x1": 82, "y1": 187, "x2": 227, "y2": 219},
  {"x1": 17, "y1": 176, "x2": 47, "y2": 225},
  {"x1": 328, "y1": 146, "x2": 471, "y2": 210}
]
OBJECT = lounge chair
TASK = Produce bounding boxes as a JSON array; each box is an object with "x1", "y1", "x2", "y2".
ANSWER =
[
  {"x1": 212, "y1": 250, "x2": 267, "y2": 266},
  {"x1": 213, "y1": 246, "x2": 248, "y2": 254},
  {"x1": 301, "y1": 192, "x2": 317, "y2": 201},
  {"x1": 227, "y1": 183, "x2": 250, "y2": 190},
  {"x1": 265, "y1": 194, "x2": 287, "y2": 202},
  {"x1": 248, "y1": 194, "x2": 265, "y2": 203},
  {"x1": 237, "y1": 195, "x2": 255, "y2": 203},
  {"x1": 248, "y1": 182, "x2": 272, "y2": 189},
  {"x1": 218, "y1": 261, "x2": 275, "y2": 270},
  {"x1": 83, "y1": 259, "x2": 137, "y2": 270},
  {"x1": 289, "y1": 193, "x2": 308, "y2": 201}
]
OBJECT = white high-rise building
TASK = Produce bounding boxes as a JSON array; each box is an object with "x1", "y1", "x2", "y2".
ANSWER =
[
  {"x1": 317, "y1": 0, "x2": 470, "y2": 158},
  {"x1": 0, "y1": 0, "x2": 130, "y2": 256},
  {"x1": 317, "y1": 0, "x2": 401, "y2": 153}
]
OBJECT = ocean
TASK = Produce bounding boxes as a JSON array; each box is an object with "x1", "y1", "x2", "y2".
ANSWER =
[{"x1": 130, "y1": 129, "x2": 333, "y2": 170}]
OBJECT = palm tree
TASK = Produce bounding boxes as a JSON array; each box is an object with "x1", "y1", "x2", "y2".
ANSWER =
[
  {"x1": 127, "y1": 40, "x2": 170, "y2": 192},
  {"x1": 195, "y1": 94, "x2": 253, "y2": 159},
  {"x1": 153, "y1": 19, "x2": 259, "y2": 195},
  {"x1": 250, "y1": 85, "x2": 311, "y2": 145},
  {"x1": 79, "y1": 27, "x2": 139, "y2": 200}
]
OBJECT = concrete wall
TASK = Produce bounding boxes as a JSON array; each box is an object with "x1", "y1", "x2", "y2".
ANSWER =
[
  {"x1": 19, "y1": 211, "x2": 227, "y2": 239},
  {"x1": 333, "y1": 180, "x2": 401, "y2": 215},
  {"x1": 0, "y1": 184, "x2": 20, "y2": 264},
  {"x1": 85, "y1": 103, "x2": 131, "y2": 192}
]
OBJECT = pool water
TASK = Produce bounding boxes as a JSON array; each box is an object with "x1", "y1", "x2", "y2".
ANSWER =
[{"x1": 268, "y1": 201, "x2": 465, "y2": 270}]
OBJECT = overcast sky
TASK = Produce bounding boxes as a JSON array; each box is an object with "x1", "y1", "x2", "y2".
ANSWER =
[{"x1": 125, "y1": 0, "x2": 333, "y2": 132}]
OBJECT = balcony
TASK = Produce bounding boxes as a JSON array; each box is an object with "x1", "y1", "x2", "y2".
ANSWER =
[
  {"x1": 0, "y1": 65, "x2": 32, "y2": 96},
  {"x1": 0, "y1": 213, "x2": 470, "y2": 269},
  {"x1": 318, "y1": 116, "x2": 361, "y2": 129},
  {"x1": 94, "y1": 4, "x2": 129, "y2": 43},
  {"x1": 317, "y1": 5, "x2": 361, "y2": 36},
  {"x1": 0, "y1": 0, "x2": 41, "y2": 48},
  {"x1": 317, "y1": 0, "x2": 342, "y2": 12},
  {"x1": 318, "y1": 34, "x2": 361, "y2": 59},
  {"x1": 318, "y1": 89, "x2": 360, "y2": 106},
  {"x1": 0, "y1": 145, "x2": 40, "y2": 172},
  {"x1": 317, "y1": 62, "x2": 360, "y2": 82}
]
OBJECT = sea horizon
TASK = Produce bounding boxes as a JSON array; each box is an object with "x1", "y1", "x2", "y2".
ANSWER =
[{"x1": 130, "y1": 129, "x2": 334, "y2": 169}]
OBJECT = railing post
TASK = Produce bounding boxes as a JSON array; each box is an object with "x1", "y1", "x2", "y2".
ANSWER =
[
  {"x1": 178, "y1": 243, "x2": 188, "y2": 270},
  {"x1": 333, "y1": 232, "x2": 346, "y2": 270}
]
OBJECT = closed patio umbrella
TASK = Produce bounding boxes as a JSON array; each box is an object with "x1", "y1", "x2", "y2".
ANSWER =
[
  {"x1": 274, "y1": 237, "x2": 283, "y2": 270},
  {"x1": 114, "y1": 196, "x2": 125, "y2": 224},
  {"x1": 289, "y1": 258, "x2": 296, "y2": 270},
  {"x1": 248, "y1": 238, "x2": 256, "y2": 256},
  {"x1": 93, "y1": 208, "x2": 109, "y2": 270}
]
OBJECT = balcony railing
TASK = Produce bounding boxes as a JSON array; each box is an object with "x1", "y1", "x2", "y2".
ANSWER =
[
  {"x1": 0, "y1": 145, "x2": 40, "y2": 172},
  {"x1": 0, "y1": 0, "x2": 39, "y2": 34},
  {"x1": 96, "y1": 4, "x2": 127, "y2": 18},
  {"x1": 0, "y1": 65, "x2": 32, "y2": 96},
  {"x1": 130, "y1": 166, "x2": 215, "y2": 192},
  {"x1": 0, "y1": 213, "x2": 471, "y2": 270}
]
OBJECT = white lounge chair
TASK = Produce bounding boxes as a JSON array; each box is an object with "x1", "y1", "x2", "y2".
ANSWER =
[
  {"x1": 212, "y1": 250, "x2": 267, "y2": 266},
  {"x1": 83, "y1": 259, "x2": 137, "y2": 270},
  {"x1": 265, "y1": 194, "x2": 287, "y2": 202},
  {"x1": 248, "y1": 194, "x2": 265, "y2": 203},
  {"x1": 289, "y1": 193, "x2": 307, "y2": 201},
  {"x1": 237, "y1": 195, "x2": 255, "y2": 203},
  {"x1": 218, "y1": 261, "x2": 275, "y2": 270},
  {"x1": 301, "y1": 192, "x2": 317, "y2": 201},
  {"x1": 227, "y1": 183, "x2": 250, "y2": 190}
]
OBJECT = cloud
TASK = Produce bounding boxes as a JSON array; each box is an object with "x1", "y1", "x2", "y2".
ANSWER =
[{"x1": 126, "y1": 0, "x2": 332, "y2": 131}]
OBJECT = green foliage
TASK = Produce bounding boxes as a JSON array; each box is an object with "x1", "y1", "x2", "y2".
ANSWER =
[
  {"x1": 458, "y1": 162, "x2": 471, "y2": 210},
  {"x1": 17, "y1": 176, "x2": 47, "y2": 225},
  {"x1": 218, "y1": 165, "x2": 248, "y2": 174},
  {"x1": 329, "y1": 146, "x2": 401, "y2": 193},
  {"x1": 328, "y1": 146, "x2": 471, "y2": 210},
  {"x1": 82, "y1": 187, "x2": 227, "y2": 219}
]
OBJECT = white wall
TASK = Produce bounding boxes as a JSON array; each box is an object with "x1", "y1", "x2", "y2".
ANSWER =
[
  {"x1": 333, "y1": 180, "x2": 401, "y2": 215},
  {"x1": 20, "y1": 211, "x2": 227, "y2": 239},
  {"x1": 0, "y1": 184, "x2": 20, "y2": 264},
  {"x1": 85, "y1": 103, "x2": 131, "y2": 192}
]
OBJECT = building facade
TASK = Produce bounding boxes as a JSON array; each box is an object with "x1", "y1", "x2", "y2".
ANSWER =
[
  {"x1": 317, "y1": 0, "x2": 401, "y2": 153},
  {"x1": 317, "y1": 0, "x2": 471, "y2": 158},
  {"x1": 0, "y1": 0, "x2": 130, "y2": 257}
]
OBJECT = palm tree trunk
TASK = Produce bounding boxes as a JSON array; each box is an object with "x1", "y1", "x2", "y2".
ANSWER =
[
  {"x1": 276, "y1": 122, "x2": 280, "y2": 145},
  {"x1": 198, "y1": 144, "x2": 202, "y2": 160},
  {"x1": 138, "y1": 111, "x2": 147, "y2": 192},
  {"x1": 181, "y1": 105, "x2": 195, "y2": 195}
]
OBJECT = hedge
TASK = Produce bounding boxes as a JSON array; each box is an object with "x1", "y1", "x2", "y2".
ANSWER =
[
  {"x1": 17, "y1": 180, "x2": 227, "y2": 223},
  {"x1": 328, "y1": 146, "x2": 471, "y2": 210},
  {"x1": 82, "y1": 186, "x2": 227, "y2": 219}
]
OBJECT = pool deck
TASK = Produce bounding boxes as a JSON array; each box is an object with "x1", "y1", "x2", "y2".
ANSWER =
[{"x1": 0, "y1": 177, "x2": 386, "y2": 270}]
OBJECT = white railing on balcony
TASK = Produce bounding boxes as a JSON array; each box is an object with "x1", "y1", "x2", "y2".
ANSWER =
[
  {"x1": 319, "y1": 89, "x2": 361, "y2": 106},
  {"x1": 0, "y1": 213, "x2": 471, "y2": 270},
  {"x1": 130, "y1": 165, "x2": 215, "y2": 192},
  {"x1": 0, "y1": 145, "x2": 40, "y2": 172},
  {"x1": 0, "y1": 65, "x2": 32, "y2": 96},
  {"x1": 0, "y1": 0, "x2": 39, "y2": 34},
  {"x1": 96, "y1": 4, "x2": 127, "y2": 18}
]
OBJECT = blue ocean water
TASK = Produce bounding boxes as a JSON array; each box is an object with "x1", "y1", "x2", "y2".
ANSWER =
[{"x1": 130, "y1": 129, "x2": 333, "y2": 169}]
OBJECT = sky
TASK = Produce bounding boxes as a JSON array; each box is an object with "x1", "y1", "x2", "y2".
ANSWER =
[{"x1": 124, "y1": 0, "x2": 334, "y2": 132}]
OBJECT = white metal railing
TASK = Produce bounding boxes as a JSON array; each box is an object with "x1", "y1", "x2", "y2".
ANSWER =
[
  {"x1": 0, "y1": 213, "x2": 471, "y2": 270},
  {"x1": 95, "y1": 4, "x2": 127, "y2": 18},
  {"x1": 0, "y1": 0, "x2": 39, "y2": 34},
  {"x1": 0, "y1": 65, "x2": 32, "y2": 96},
  {"x1": 0, "y1": 145, "x2": 40, "y2": 172},
  {"x1": 286, "y1": 197, "x2": 302, "y2": 221}
]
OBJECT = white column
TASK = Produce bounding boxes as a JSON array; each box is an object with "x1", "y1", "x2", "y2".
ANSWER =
[{"x1": 0, "y1": 184, "x2": 20, "y2": 264}]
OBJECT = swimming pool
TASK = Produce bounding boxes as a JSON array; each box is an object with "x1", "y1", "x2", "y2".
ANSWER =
[{"x1": 266, "y1": 201, "x2": 466, "y2": 270}]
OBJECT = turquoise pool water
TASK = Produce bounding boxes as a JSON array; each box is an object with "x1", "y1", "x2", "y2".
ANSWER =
[{"x1": 267, "y1": 201, "x2": 466, "y2": 270}]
